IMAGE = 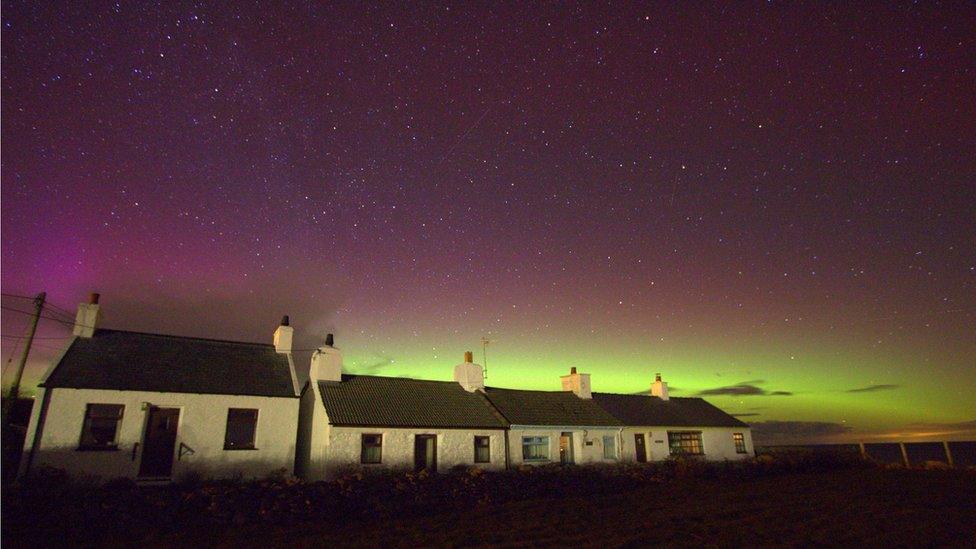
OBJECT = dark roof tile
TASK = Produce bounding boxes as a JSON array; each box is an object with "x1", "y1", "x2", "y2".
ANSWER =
[
  {"x1": 482, "y1": 387, "x2": 623, "y2": 426},
  {"x1": 42, "y1": 329, "x2": 296, "y2": 398},
  {"x1": 591, "y1": 393, "x2": 748, "y2": 428},
  {"x1": 319, "y1": 375, "x2": 508, "y2": 428}
]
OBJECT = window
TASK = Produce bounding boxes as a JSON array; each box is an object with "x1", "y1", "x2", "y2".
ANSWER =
[
  {"x1": 603, "y1": 435, "x2": 617, "y2": 459},
  {"x1": 733, "y1": 432, "x2": 747, "y2": 454},
  {"x1": 361, "y1": 434, "x2": 382, "y2": 463},
  {"x1": 667, "y1": 431, "x2": 704, "y2": 456},
  {"x1": 224, "y1": 408, "x2": 258, "y2": 450},
  {"x1": 79, "y1": 404, "x2": 124, "y2": 450},
  {"x1": 474, "y1": 436, "x2": 491, "y2": 463},
  {"x1": 522, "y1": 436, "x2": 550, "y2": 461}
]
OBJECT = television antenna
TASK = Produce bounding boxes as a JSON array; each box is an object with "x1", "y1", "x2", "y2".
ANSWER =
[{"x1": 480, "y1": 337, "x2": 492, "y2": 380}]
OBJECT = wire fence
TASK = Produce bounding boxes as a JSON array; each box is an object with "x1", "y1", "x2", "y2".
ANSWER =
[{"x1": 756, "y1": 441, "x2": 976, "y2": 468}]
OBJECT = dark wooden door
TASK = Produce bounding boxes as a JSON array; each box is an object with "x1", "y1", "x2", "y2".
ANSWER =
[
  {"x1": 635, "y1": 433, "x2": 647, "y2": 463},
  {"x1": 139, "y1": 407, "x2": 180, "y2": 478},
  {"x1": 414, "y1": 435, "x2": 436, "y2": 472}
]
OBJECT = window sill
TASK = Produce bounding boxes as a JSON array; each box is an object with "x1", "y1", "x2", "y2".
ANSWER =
[
  {"x1": 224, "y1": 447, "x2": 259, "y2": 451},
  {"x1": 76, "y1": 446, "x2": 120, "y2": 452}
]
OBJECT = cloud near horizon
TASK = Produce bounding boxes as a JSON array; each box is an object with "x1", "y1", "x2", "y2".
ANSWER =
[
  {"x1": 846, "y1": 384, "x2": 899, "y2": 393},
  {"x1": 698, "y1": 380, "x2": 793, "y2": 397},
  {"x1": 749, "y1": 420, "x2": 852, "y2": 445}
]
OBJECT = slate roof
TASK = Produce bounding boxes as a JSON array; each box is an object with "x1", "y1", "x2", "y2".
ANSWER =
[
  {"x1": 318, "y1": 375, "x2": 508, "y2": 429},
  {"x1": 482, "y1": 387, "x2": 623, "y2": 427},
  {"x1": 591, "y1": 393, "x2": 748, "y2": 428},
  {"x1": 42, "y1": 329, "x2": 297, "y2": 398}
]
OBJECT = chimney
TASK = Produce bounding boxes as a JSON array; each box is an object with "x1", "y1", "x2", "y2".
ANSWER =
[
  {"x1": 454, "y1": 351, "x2": 484, "y2": 392},
  {"x1": 73, "y1": 292, "x2": 101, "y2": 338},
  {"x1": 651, "y1": 373, "x2": 669, "y2": 401},
  {"x1": 273, "y1": 315, "x2": 293, "y2": 354},
  {"x1": 561, "y1": 366, "x2": 591, "y2": 399},
  {"x1": 309, "y1": 333, "x2": 342, "y2": 382}
]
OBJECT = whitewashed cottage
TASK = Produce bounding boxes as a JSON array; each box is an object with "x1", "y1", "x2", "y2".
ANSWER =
[
  {"x1": 482, "y1": 368, "x2": 624, "y2": 466},
  {"x1": 592, "y1": 374, "x2": 754, "y2": 462},
  {"x1": 21, "y1": 295, "x2": 751, "y2": 482},
  {"x1": 19, "y1": 294, "x2": 301, "y2": 481},
  {"x1": 296, "y1": 346, "x2": 509, "y2": 480}
]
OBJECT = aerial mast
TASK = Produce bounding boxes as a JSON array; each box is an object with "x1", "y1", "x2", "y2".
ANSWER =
[{"x1": 480, "y1": 336, "x2": 491, "y2": 380}]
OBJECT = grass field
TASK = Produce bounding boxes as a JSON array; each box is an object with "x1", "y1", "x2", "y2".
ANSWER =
[
  {"x1": 213, "y1": 468, "x2": 976, "y2": 547},
  {"x1": 4, "y1": 460, "x2": 974, "y2": 547}
]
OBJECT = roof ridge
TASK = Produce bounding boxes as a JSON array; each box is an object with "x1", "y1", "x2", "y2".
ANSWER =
[
  {"x1": 484, "y1": 386, "x2": 579, "y2": 395},
  {"x1": 340, "y1": 374, "x2": 459, "y2": 385},
  {"x1": 96, "y1": 328, "x2": 274, "y2": 348},
  {"x1": 591, "y1": 391, "x2": 700, "y2": 401}
]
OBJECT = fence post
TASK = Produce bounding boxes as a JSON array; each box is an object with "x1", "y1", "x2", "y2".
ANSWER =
[
  {"x1": 858, "y1": 442, "x2": 866, "y2": 460},
  {"x1": 899, "y1": 442, "x2": 910, "y2": 467},
  {"x1": 943, "y1": 441, "x2": 954, "y2": 467}
]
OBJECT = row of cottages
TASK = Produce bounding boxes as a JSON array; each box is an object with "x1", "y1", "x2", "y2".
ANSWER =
[{"x1": 21, "y1": 295, "x2": 752, "y2": 482}]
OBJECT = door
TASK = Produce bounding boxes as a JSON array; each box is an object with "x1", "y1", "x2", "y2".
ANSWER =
[
  {"x1": 414, "y1": 435, "x2": 437, "y2": 472},
  {"x1": 559, "y1": 432, "x2": 574, "y2": 464},
  {"x1": 635, "y1": 433, "x2": 647, "y2": 463},
  {"x1": 139, "y1": 407, "x2": 180, "y2": 478}
]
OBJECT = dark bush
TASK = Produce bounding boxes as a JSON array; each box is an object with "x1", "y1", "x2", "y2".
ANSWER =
[{"x1": 2, "y1": 455, "x2": 880, "y2": 545}]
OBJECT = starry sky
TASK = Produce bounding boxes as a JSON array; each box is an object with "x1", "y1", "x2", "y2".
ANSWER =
[{"x1": 2, "y1": 2, "x2": 974, "y2": 444}]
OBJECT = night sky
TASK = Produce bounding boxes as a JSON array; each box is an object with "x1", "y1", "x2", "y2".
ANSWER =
[{"x1": 2, "y1": 2, "x2": 974, "y2": 443}]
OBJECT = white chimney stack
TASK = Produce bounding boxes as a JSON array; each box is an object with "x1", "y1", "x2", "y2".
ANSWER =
[
  {"x1": 453, "y1": 351, "x2": 485, "y2": 392},
  {"x1": 309, "y1": 333, "x2": 342, "y2": 382},
  {"x1": 73, "y1": 292, "x2": 101, "y2": 338},
  {"x1": 651, "y1": 373, "x2": 669, "y2": 401},
  {"x1": 273, "y1": 315, "x2": 293, "y2": 354},
  {"x1": 561, "y1": 366, "x2": 592, "y2": 399}
]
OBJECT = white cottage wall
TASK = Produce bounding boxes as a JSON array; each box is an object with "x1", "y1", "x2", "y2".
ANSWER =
[
  {"x1": 23, "y1": 387, "x2": 300, "y2": 481},
  {"x1": 506, "y1": 428, "x2": 622, "y2": 466},
  {"x1": 618, "y1": 426, "x2": 753, "y2": 462},
  {"x1": 321, "y1": 427, "x2": 507, "y2": 477},
  {"x1": 297, "y1": 381, "x2": 334, "y2": 481}
]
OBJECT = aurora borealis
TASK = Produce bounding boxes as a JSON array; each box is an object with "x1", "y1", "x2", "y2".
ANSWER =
[{"x1": 2, "y1": 2, "x2": 973, "y2": 444}]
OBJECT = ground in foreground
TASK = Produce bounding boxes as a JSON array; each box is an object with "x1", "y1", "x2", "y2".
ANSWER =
[
  {"x1": 4, "y1": 465, "x2": 974, "y2": 547},
  {"x1": 221, "y1": 468, "x2": 974, "y2": 547}
]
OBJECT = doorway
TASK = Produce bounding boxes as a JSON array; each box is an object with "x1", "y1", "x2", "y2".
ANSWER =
[
  {"x1": 414, "y1": 435, "x2": 437, "y2": 472},
  {"x1": 559, "y1": 432, "x2": 574, "y2": 464},
  {"x1": 139, "y1": 407, "x2": 180, "y2": 478},
  {"x1": 635, "y1": 433, "x2": 647, "y2": 463}
]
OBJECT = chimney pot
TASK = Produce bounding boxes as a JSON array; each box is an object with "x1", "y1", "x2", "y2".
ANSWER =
[
  {"x1": 571, "y1": 366, "x2": 577, "y2": 374},
  {"x1": 651, "y1": 373, "x2": 669, "y2": 400},
  {"x1": 454, "y1": 351, "x2": 484, "y2": 391},
  {"x1": 280, "y1": 315, "x2": 290, "y2": 327},
  {"x1": 89, "y1": 292, "x2": 100, "y2": 305},
  {"x1": 325, "y1": 333, "x2": 334, "y2": 347}
]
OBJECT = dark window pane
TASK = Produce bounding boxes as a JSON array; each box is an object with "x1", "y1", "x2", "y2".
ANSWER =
[
  {"x1": 79, "y1": 404, "x2": 124, "y2": 449},
  {"x1": 224, "y1": 408, "x2": 258, "y2": 449},
  {"x1": 361, "y1": 433, "x2": 382, "y2": 463},
  {"x1": 522, "y1": 436, "x2": 549, "y2": 460},
  {"x1": 474, "y1": 436, "x2": 490, "y2": 463}
]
